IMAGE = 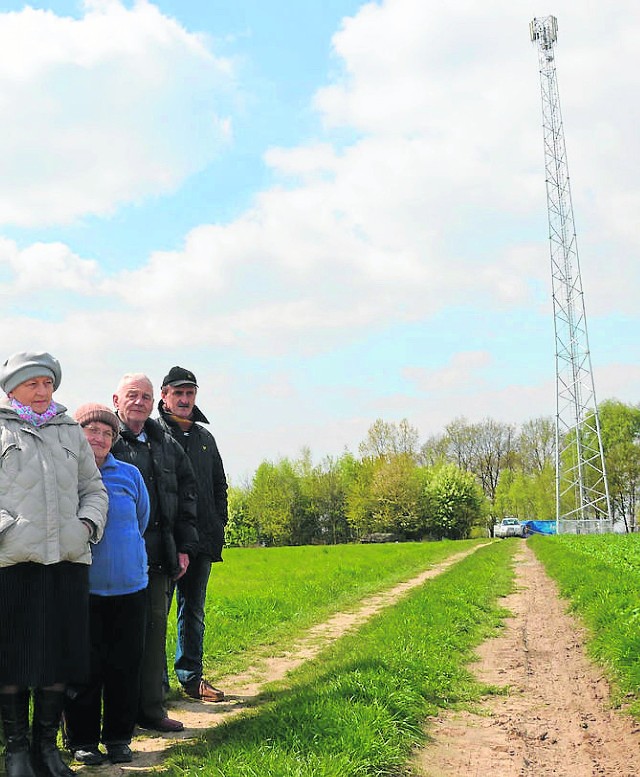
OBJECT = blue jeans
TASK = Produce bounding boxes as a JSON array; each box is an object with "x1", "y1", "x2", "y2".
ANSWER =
[{"x1": 173, "y1": 554, "x2": 212, "y2": 687}]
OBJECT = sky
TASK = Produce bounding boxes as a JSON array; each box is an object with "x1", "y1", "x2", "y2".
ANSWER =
[{"x1": 1, "y1": 0, "x2": 639, "y2": 482}]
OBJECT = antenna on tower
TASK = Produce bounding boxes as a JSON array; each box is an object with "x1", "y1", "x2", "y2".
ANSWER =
[{"x1": 530, "y1": 16, "x2": 613, "y2": 533}]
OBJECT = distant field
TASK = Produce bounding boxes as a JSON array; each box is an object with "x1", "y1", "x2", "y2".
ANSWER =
[
  {"x1": 530, "y1": 533, "x2": 640, "y2": 714},
  {"x1": 167, "y1": 539, "x2": 482, "y2": 680}
]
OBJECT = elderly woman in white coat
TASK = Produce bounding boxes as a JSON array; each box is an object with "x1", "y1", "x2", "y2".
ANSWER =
[{"x1": 0, "y1": 352, "x2": 108, "y2": 777}]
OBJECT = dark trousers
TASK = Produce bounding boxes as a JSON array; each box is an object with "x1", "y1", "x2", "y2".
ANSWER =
[
  {"x1": 64, "y1": 589, "x2": 146, "y2": 747},
  {"x1": 139, "y1": 571, "x2": 170, "y2": 721}
]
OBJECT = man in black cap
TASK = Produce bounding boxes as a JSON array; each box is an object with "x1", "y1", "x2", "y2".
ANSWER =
[
  {"x1": 112, "y1": 373, "x2": 198, "y2": 733},
  {"x1": 157, "y1": 367, "x2": 228, "y2": 702}
]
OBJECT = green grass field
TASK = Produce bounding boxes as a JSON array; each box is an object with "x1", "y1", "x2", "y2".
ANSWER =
[
  {"x1": 158, "y1": 535, "x2": 640, "y2": 775},
  {"x1": 161, "y1": 539, "x2": 516, "y2": 776},
  {"x1": 530, "y1": 533, "x2": 640, "y2": 715},
  {"x1": 167, "y1": 540, "x2": 482, "y2": 681}
]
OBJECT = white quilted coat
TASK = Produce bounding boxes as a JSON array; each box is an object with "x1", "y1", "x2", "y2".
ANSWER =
[{"x1": 0, "y1": 399, "x2": 108, "y2": 567}]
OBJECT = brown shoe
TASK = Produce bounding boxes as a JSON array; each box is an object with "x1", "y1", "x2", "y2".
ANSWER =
[
  {"x1": 183, "y1": 679, "x2": 224, "y2": 702},
  {"x1": 137, "y1": 716, "x2": 184, "y2": 732}
]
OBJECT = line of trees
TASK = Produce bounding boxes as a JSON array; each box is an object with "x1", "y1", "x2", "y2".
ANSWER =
[{"x1": 225, "y1": 399, "x2": 640, "y2": 546}]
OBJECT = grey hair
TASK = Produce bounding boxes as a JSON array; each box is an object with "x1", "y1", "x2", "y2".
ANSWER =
[{"x1": 114, "y1": 373, "x2": 154, "y2": 396}]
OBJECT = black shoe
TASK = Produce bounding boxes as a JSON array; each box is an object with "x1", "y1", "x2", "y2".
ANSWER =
[
  {"x1": 72, "y1": 747, "x2": 104, "y2": 765},
  {"x1": 5, "y1": 749, "x2": 37, "y2": 777},
  {"x1": 106, "y1": 743, "x2": 132, "y2": 763}
]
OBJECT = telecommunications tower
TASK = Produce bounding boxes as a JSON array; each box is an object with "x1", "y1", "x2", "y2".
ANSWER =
[{"x1": 530, "y1": 16, "x2": 612, "y2": 532}]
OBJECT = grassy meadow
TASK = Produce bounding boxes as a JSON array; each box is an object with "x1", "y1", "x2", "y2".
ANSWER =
[
  {"x1": 167, "y1": 540, "x2": 482, "y2": 681},
  {"x1": 161, "y1": 539, "x2": 517, "y2": 776},
  {"x1": 530, "y1": 532, "x2": 640, "y2": 716}
]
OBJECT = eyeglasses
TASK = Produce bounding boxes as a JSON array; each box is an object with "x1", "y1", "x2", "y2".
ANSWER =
[{"x1": 83, "y1": 425, "x2": 115, "y2": 441}]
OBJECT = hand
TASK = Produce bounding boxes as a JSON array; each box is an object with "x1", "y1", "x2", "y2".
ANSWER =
[
  {"x1": 173, "y1": 552, "x2": 190, "y2": 580},
  {"x1": 80, "y1": 519, "x2": 94, "y2": 538}
]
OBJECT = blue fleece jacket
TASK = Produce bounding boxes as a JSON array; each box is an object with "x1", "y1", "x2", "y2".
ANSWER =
[{"x1": 90, "y1": 452, "x2": 150, "y2": 596}]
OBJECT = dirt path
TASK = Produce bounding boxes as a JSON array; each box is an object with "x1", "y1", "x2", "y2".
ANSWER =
[
  {"x1": 414, "y1": 542, "x2": 640, "y2": 777},
  {"x1": 75, "y1": 545, "x2": 481, "y2": 774}
]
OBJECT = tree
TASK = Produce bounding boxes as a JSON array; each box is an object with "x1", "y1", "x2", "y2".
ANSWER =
[
  {"x1": 423, "y1": 464, "x2": 487, "y2": 540},
  {"x1": 298, "y1": 455, "x2": 352, "y2": 544},
  {"x1": 369, "y1": 454, "x2": 425, "y2": 538},
  {"x1": 344, "y1": 457, "x2": 378, "y2": 537},
  {"x1": 494, "y1": 463, "x2": 555, "y2": 523},
  {"x1": 597, "y1": 400, "x2": 640, "y2": 531},
  {"x1": 598, "y1": 399, "x2": 640, "y2": 450},
  {"x1": 517, "y1": 417, "x2": 555, "y2": 474},
  {"x1": 344, "y1": 452, "x2": 429, "y2": 539},
  {"x1": 419, "y1": 433, "x2": 449, "y2": 468},
  {"x1": 443, "y1": 417, "x2": 478, "y2": 471},
  {"x1": 358, "y1": 418, "x2": 420, "y2": 460},
  {"x1": 473, "y1": 418, "x2": 516, "y2": 503},
  {"x1": 225, "y1": 484, "x2": 258, "y2": 547},
  {"x1": 439, "y1": 417, "x2": 515, "y2": 533},
  {"x1": 247, "y1": 459, "x2": 304, "y2": 545},
  {"x1": 395, "y1": 419, "x2": 421, "y2": 459},
  {"x1": 606, "y1": 443, "x2": 640, "y2": 532}
]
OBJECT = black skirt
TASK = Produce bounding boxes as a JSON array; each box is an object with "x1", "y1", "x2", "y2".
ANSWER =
[{"x1": 0, "y1": 561, "x2": 90, "y2": 687}]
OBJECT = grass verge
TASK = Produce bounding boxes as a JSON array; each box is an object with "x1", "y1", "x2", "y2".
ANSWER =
[
  {"x1": 530, "y1": 533, "x2": 640, "y2": 717},
  {"x1": 160, "y1": 540, "x2": 515, "y2": 776}
]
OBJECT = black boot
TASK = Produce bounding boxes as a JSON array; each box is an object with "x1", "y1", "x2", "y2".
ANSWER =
[
  {"x1": 31, "y1": 689, "x2": 74, "y2": 777},
  {"x1": 0, "y1": 690, "x2": 37, "y2": 777}
]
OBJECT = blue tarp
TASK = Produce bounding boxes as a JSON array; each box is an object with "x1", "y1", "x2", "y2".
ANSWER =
[{"x1": 522, "y1": 520, "x2": 556, "y2": 536}]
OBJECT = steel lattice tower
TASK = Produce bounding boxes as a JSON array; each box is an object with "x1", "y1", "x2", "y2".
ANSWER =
[{"x1": 530, "y1": 16, "x2": 612, "y2": 532}]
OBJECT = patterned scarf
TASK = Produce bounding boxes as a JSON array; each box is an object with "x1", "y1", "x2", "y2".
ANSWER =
[
  {"x1": 11, "y1": 398, "x2": 58, "y2": 427},
  {"x1": 167, "y1": 413, "x2": 194, "y2": 433}
]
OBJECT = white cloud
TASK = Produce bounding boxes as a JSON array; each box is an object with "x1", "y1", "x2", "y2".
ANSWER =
[
  {"x1": 0, "y1": 0, "x2": 233, "y2": 226},
  {"x1": 3, "y1": 2, "x2": 638, "y2": 315},
  {"x1": 3, "y1": 0, "x2": 637, "y2": 354},
  {"x1": 404, "y1": 351, "x2": 493, "y2": 392},
  {"x1": 0, "y1": 0, "x2": 639, "y2": 476},
  {"x1": 0, "y1": 238, "x2": 101, "y2": 293}
]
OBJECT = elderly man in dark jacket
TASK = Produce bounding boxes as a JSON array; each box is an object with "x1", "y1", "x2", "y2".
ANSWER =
[
  {"x1": 157, "y1": 366, "x2": 228, "y2": 702},
  {"x1": 112, "y1": 373, "x2": 198, "y2": 733}
]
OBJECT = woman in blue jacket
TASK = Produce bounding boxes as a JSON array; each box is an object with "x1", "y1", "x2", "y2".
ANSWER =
[{"x1": 63, "y1": 404, "x2": 149, "y2": 766}]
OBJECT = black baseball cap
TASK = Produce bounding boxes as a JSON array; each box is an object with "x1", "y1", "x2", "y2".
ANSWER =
[{"x1": 161, "y1": 366, "x2": 198, "y2": 388}]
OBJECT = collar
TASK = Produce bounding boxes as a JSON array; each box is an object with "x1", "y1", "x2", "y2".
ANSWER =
[
  {"x1": 116, "y1": 413, "x2": 163, "y2": 441},
  {"x1": 158, "y1": 400, "x2": 209, "y2": 425}
]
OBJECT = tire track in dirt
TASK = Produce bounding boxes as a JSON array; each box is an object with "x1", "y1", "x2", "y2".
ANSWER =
[
  {"x1": 414, "y1": 541, "x2": 640, "y2": 777},
  {"x1": 74, "y1": 544, "x2": 484, "y2": 774}
]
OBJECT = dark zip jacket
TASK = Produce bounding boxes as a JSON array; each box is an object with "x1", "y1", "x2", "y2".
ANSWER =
[
  {"x1": 112, "y1": 415, "x2": 198, "y2": 577},
  {"x1": 157, "y1": 401, "x2": 228, "y2": 562}
]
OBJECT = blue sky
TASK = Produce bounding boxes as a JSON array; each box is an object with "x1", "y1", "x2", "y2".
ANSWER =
[{"x1": 1, "y1": 0, "x2": 639, "y2": 481}]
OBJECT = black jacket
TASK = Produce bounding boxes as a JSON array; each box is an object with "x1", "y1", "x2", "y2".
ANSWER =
[
  {"x1": 157, "y1": 402, "x2": 228, "y2": 562},
  {"x1": 112, "y1": 415, "x2": 199, "y2": 578}
]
